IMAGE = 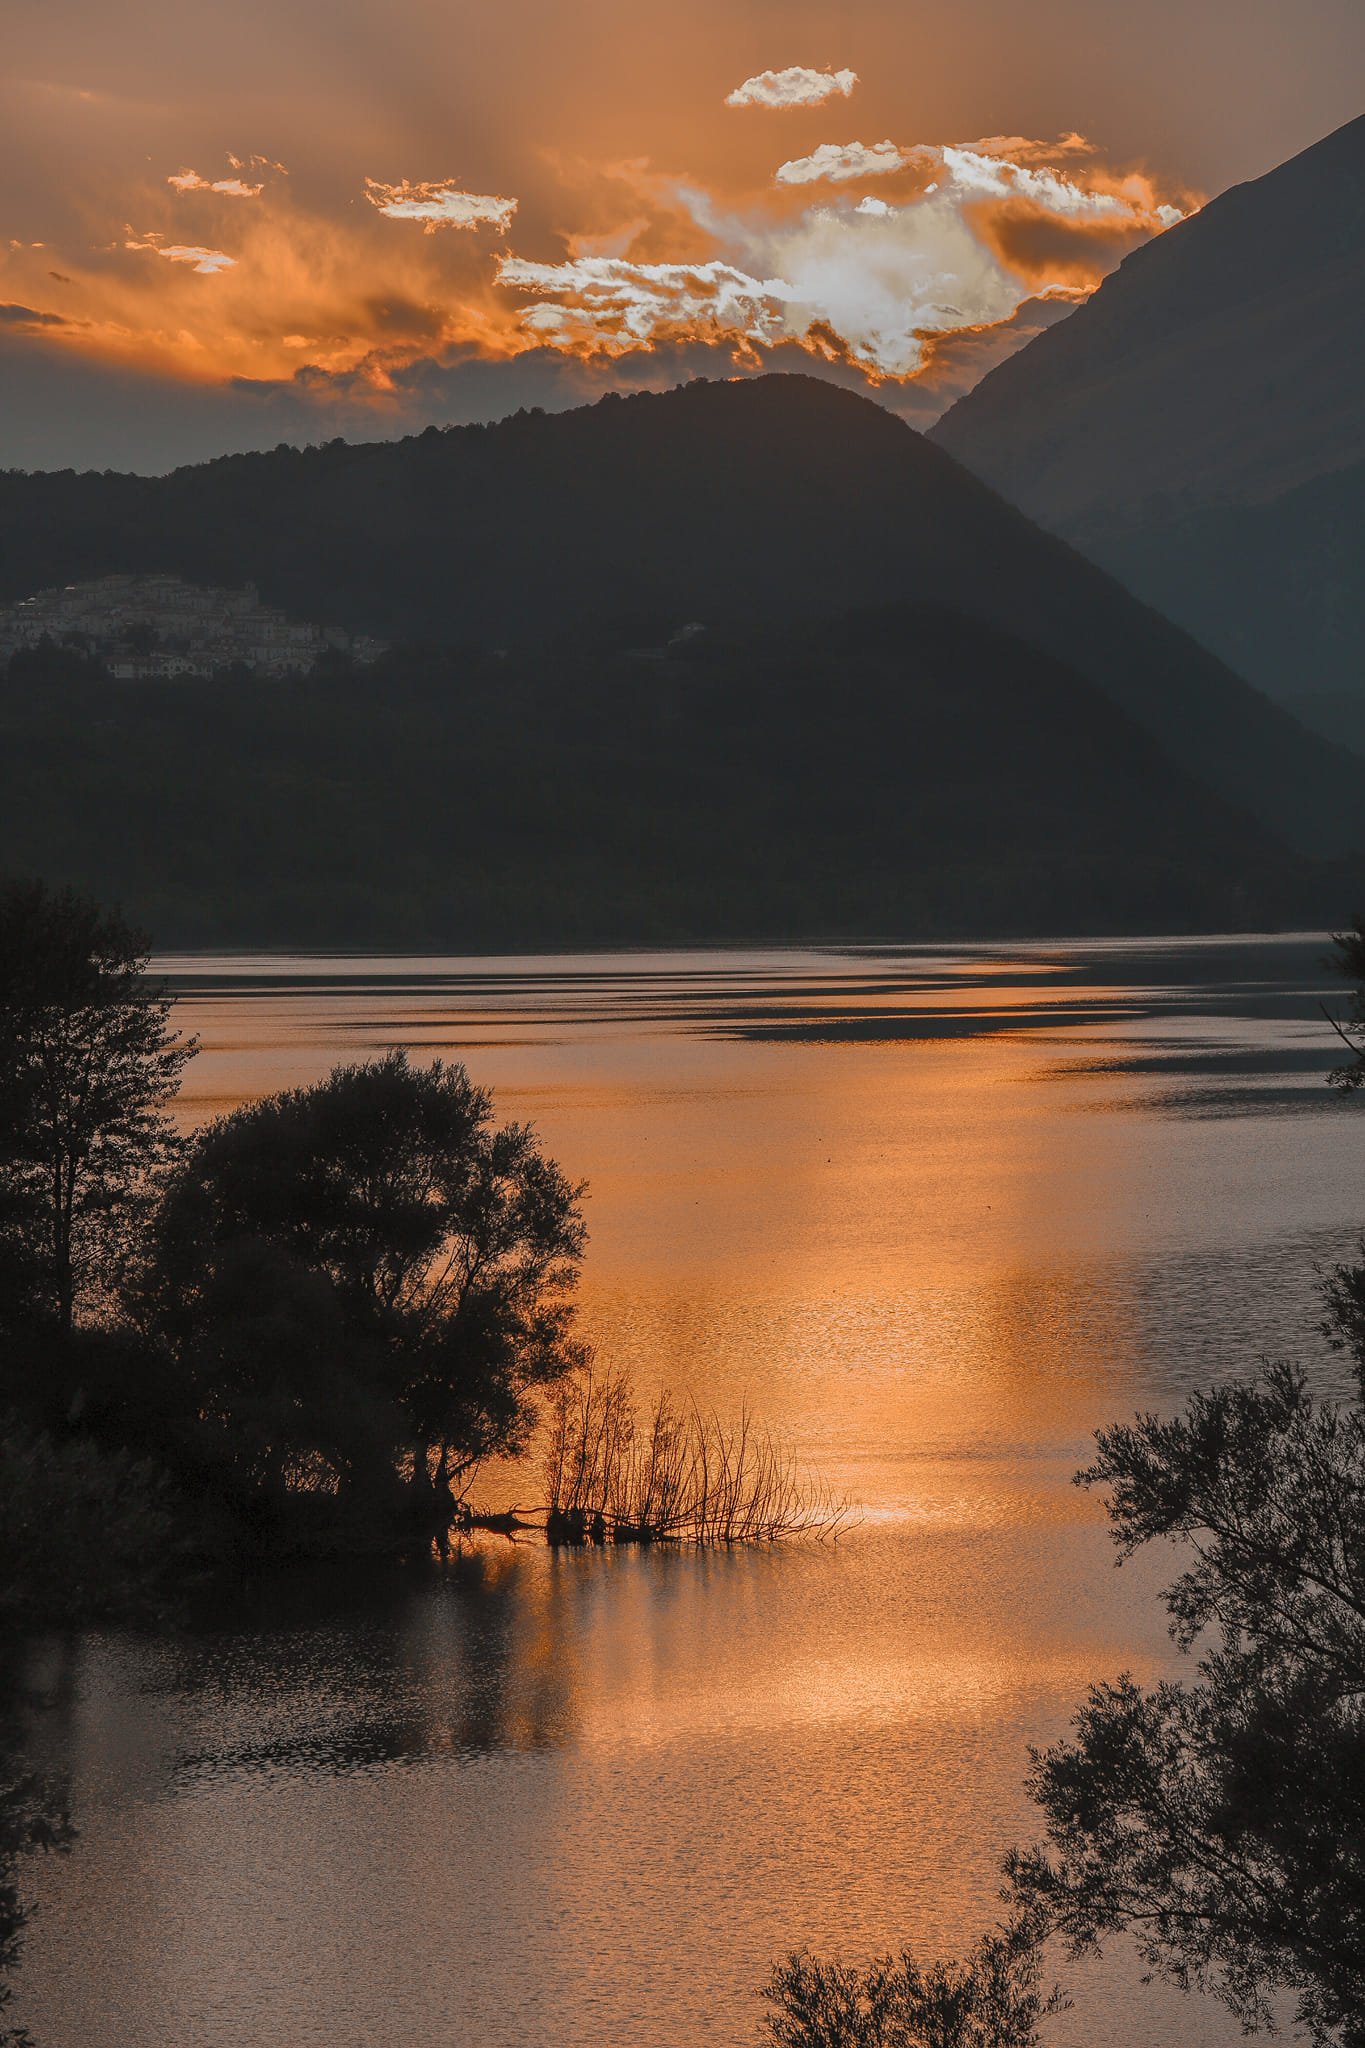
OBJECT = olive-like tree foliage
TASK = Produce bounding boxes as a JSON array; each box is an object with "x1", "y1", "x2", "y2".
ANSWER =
[
  {"x1": 763, "y1": 1916, "x2": 1067, "y2": 2048},
  {"x1": 1326, "y1": 914, "x2": 1365, "y2": 1092},
  {"x1": 1008, "y1": 1286, "x2": 1365, "y2": 2045},
  {"x1": 138, "y1": 1051, "x2": 587, "y2": 1502},
  {"x1": 0, "y1": 878, "x2": 194, "y2": 1337}
]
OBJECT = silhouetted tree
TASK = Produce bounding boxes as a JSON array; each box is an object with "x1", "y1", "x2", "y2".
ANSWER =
[
  {"x1": 139, "y1": 1051, "x2": 587, "y2": 1515},
  {"x1": 1327, "y1": 914, "x2": 1365, "y2": 1091},
  {"x1": 763, "y1": 1916, "x2": 1066, "y2": 2048},
  {"x1": 1008, "y1": 1282, "x2": 1365, "y2": 2046},
  {"x1": 0, "y1": 880, "x2": 194, "y2": 1338},
  {"x1": 1000, "y1": 945, "x2": 1365, "y2": 2044},
  {"x1": 770, "y1": 1295, "x2": 1365, "y2": 2047},
  {"x1": 140, "y1": 1236, "x2": 386, "y2": 1508}
]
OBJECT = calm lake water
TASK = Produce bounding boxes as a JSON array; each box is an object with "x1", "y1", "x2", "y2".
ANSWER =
[{"x1": 14, "y1": 936, "x2": 1363, "y2": 2048}]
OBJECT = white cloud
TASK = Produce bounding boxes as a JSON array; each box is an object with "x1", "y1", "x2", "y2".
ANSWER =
[
  {"x1": 492, "y1": 135, "x2": 1190, "y2": 381},
  {"x1": 940, "y1": 146, "x2": 1126, "y2": 218},
  {"x1": 125, "y1": 235, "x2": 236, "y2": 274},
  {"x1": 772, "y1": 136, "x2": 1184, "y2": 228},
  {"x1": 771, "y1": 136, "x2": 1138, "y2": 215},
  {"x1": 755, "y1": 188, "x2": 1023, "y2": 374},
  {"x1": 493, "y1": 196, "x2": 1024, "y2": 377},
  {"x1": 775, "y1": 140, "x2": 911, "y2": 186},
  {"x1": 168, "y1": 170, "x2": 264, "y2": 198},
  {"x1": 725, "y1": 66, "x2": 857, "y2": 111},
  {"x1": 496, "y1": 254, "x2": 789, "y2": 349},
  {"x1": 364, "y1": 178, "x2": 517, "y2": 233}
]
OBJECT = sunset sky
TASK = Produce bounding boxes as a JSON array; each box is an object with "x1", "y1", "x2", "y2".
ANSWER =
[{"x1": 3, "y1": 0, "x2": 1362, "y2": 471}]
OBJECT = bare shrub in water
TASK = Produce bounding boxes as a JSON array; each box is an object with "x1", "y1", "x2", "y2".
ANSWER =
[{"x1": 541, "y1": 1368, "x2": 845, "y2": 1543}]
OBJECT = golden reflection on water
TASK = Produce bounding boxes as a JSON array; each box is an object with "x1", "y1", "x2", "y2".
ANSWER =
[{"x1": 15, "y1": 938, "x2": 1360, "y2": 2048}]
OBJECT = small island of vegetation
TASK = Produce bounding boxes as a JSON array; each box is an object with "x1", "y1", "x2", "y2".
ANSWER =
[{"x1": 0, "y1": 876, "x2": 834, "y2": 1603}]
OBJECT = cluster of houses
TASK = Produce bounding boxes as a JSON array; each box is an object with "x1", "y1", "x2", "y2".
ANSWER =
[{"x1": 0, "y1": 573, "x2": 387, "y2": 679}]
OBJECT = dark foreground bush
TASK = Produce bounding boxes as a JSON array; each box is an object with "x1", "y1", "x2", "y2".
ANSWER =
[
  {"x1": 763, "y1": 1917, "x2": 1067, "y2": 2048},
  {"x1": 0, "y1": 1421, "x2": 180, "y2": 1630}
]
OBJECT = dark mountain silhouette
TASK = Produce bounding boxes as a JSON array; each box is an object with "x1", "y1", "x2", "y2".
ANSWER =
[
  {"x1": 931, "y1": 115, "x2": 1365, "y2": 724},
  {"x1": 0, "y1": 613, "x2": 1334, "y2": 950},
  {"x1": 1, "y1": 374, "x2": 1361, "y2": 858}
]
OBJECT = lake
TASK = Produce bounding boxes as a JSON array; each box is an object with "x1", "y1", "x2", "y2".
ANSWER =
[{"x1": 13, "y1": 935, "x2": 1361, "y2": 2048}]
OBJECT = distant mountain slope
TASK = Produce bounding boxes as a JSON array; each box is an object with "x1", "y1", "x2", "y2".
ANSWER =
[
  {"x1": 0, "y1": 373, "x2": 1359, "y2": 855},
  {"x1": 1112, "y1": 458, "x2": 1365, "y2": 713},
  {"x1": 930, "y1": 116, "x2": 1365, "y2": 716},
  {"x1": 932, "y1": 115, "x2": 1365, "y2": 523},
  {"x1": 0, "y1": 612, "x2": 1327, "y2": 949}
]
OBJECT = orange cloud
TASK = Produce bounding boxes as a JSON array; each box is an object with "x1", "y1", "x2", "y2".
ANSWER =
[
  {"x1": 124, "y1": 234, "x2": 236, "y2": 274},
  {"x1": 166, "y1": 154, "x2": 287, "y2": 198},
  {"x1": 908, "y1": 292, "x2": 1083, "y2": 403},
  {"x1": 168, "y1": 170, "x2": 264, "y2": 197},
  {"x1": 498, "y1": 254, "x2": 786, "y2": 351},
  {"x1": 485, "y1": 137, "x2": 1193, "y2": 380},
  {"x1": 0, "y1": 100, "x2": 1196, "y2": 440},
  {"x1": 972, "y1": 202, "x2": 1156, "y2": 287},
  {"x1": 938, "y1": 144, "x2": 1180, "y2": 223},
  {"x1": 968, "y1": 131, "x2": 1094, "y2": 163},
  {"x1": 364, "y1": 178, "x2": 518, "y2": 233}
]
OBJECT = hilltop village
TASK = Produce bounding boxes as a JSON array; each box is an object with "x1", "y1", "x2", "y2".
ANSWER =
[{"x1": 0, "y1": 573, "x2": 386, "y2": 679}]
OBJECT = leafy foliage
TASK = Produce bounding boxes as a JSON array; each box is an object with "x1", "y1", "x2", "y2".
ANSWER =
[
  {"x1": 1010, "y1": 1332, "x2": 1365, "y2": 2044},
  {"x1": 1006, "y1": 949, "x2": 1365, "y2": 2044},
  {"x1": 763, "y1": 1917, "x2": 1067, "y2": 2048},
  {"x1": 138, "y1": 1051, "x2": 587, "y2": 1504},
  {"x1": 0, "y1": 878, "x2": 193, "y2": 1334},
  {"x1": 1326, "y1": 915, "x2": 1365, "y2": 1091}
]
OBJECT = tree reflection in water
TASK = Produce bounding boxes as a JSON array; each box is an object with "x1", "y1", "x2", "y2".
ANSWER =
[{"x1": 0, "y1": 1665, "x2": 74, "y2": 2046}]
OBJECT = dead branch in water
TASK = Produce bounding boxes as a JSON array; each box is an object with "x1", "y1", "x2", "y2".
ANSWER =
[
  {"x1": 451, "y1": 1506, "x2": 540, "y2": 1536},
  {"x1": 537, "y1": 1370, "x2": 850, "y2": 1545}
]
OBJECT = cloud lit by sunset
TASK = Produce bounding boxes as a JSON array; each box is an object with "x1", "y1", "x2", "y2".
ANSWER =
[
  {"x1": 168, "y1": 171, "x2": 264, "y2": 198},
  {"x1": 124, "y1": 235, "x2": 237, "y2": 275},
  {"x1": 6, "y1": 0, "x2": 1292, "y2": 470},
  {"x1": 774, "y1": 141, "x2": 914, "y2": 185},
  {"x1": 0, "y1": 112, "x2": 1194, "y2": 436},
  {"x1": 364, "y1": 179, "x2": 519, "y2": 234},
  {"x1": 725, "y1": 67, "x2": 859, "y2": 111},
  {"x1": 484, "y1": 134, "x2": 1188, "y2": 379}
]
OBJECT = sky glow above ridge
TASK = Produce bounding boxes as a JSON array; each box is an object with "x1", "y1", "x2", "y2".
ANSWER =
[{"x1": 1, "y1": 0, "x2": 1361, "y2": 470}]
